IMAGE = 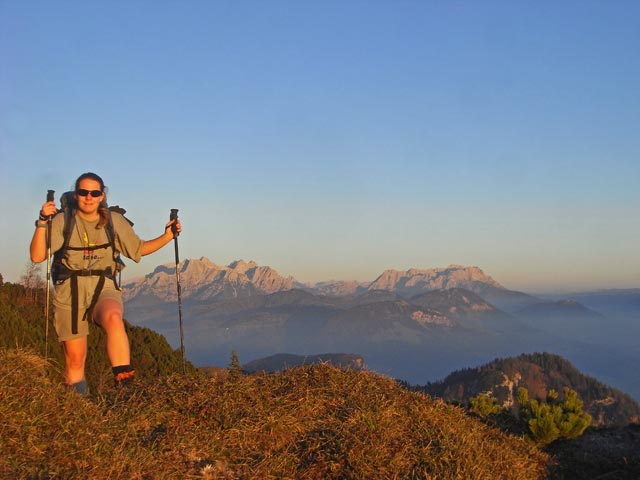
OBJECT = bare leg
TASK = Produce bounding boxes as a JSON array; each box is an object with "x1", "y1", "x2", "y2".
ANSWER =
[
  {"x1": 93, "y1": 298, "x2": 130, "y2": 367},
  {"x1": 63, "y1": 336, "x2": 88, "y2": 384}
]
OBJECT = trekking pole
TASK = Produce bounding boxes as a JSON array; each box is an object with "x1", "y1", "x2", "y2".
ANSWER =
[
  {"x1": 170, "y1": 209, "x2": 186, "y2": 374},
  {"x1": 44, "y1": 190, "x2": 54, "y2": 361}
]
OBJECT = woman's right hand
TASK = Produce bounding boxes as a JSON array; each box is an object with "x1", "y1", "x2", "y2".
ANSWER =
[
  {"x1": 40, "y1": 201, "x2": 57, "y2": 218},
  {"x1": 31, "y1": 201, "x2": 57, "y2": 263}
]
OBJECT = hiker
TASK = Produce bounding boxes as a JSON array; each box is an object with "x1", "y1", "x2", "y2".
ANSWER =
[{"x1": 30, "y1": 172, "x2": 181, "y2": 394}]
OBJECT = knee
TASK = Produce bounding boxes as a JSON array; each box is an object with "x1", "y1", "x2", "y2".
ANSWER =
[
  {"x1": 97, "y1": 309, "x2": 125, "y2": 331},
  {"x1": 66, "y1": 350, "x2": 86, "y2": 370}
]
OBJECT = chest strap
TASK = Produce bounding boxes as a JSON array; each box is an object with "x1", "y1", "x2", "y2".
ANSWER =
[{"x1": 66, "y1": 242, "x2": 111, "y2": 251}]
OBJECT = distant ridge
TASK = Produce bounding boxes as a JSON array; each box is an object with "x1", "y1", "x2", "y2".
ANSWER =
[
  {"x1": 517, "y1": 300, "x2": 605, "y2": 319},
  {"x1": 364, "y1": 265, "x2": 540, "y2": 312},
  {"x1": 410, "y1": 288, "x2": 517, "y2": 332},
  {"x1": 368, "y1": 265, "x2": 504, "y2": 296},
  {"x1": 313, "y1": 280, "x2": 368, "y2": 296},
  {"x1": 243, "y1": 353, "x2": 365, "y2": 373},
  {"x1": 124, "y1": 258, "x2": 528, "y2": 305},
  {"x1": 414, "y1": 352, "x2": 640, "y2": 426},
  {"x1": 515, "y1": 300, "x2": 608, "y2": 340},
  {"x1": 410, "y1": 288, "x2": 498, "y2": 318}
]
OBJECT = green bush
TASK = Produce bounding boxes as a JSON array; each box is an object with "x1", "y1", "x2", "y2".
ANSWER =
[
  {"x1": 517, "y1": 387, "x2": 591, "y2": 446},
  {"x1": 470, "y1": 392, "x2": 503, "y2": 417}
]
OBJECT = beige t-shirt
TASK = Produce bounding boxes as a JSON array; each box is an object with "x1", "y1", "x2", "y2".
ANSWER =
[{"x1": 49, "y1": 211, "x2": 144, "y2": 310}]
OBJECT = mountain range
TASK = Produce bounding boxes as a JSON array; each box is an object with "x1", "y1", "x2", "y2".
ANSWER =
[
  {"x1": 123, "y1": 258, "x2": 640, "y2": 402},
  {"x1": 123, "y1": 258, "x2": 297, "y2": 302},
  {"x1": 124, "y1": 258, "x2": 540, "y2": 310}
]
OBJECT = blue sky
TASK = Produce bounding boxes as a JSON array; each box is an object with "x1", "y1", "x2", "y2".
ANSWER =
[{"x1": 1, "y1": 1, "x2": 639, "y2": 293}]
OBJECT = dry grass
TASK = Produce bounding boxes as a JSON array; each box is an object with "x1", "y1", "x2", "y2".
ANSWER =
[{"x1": 1, "y1": 348, "x2": 549, "y2": 479}]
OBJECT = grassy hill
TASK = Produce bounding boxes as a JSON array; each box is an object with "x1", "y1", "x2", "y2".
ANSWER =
[{"x1": 1, "y1": 348, "x2": 548, "y2": 480}]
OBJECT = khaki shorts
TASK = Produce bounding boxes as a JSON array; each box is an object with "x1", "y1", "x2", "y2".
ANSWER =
[{"x1": 53, "y1": 278, "x2": 123, "y2": 341}]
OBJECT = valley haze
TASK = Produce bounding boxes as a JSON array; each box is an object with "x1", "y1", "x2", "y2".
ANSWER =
[{"x1": 123, "y1": 258, "x2": 640, "y2": 402}]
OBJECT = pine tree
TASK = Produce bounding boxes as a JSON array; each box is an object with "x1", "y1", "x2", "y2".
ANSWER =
[
  {"x1": 557, "y1": 387, "x2": 592, "y2": 439},
  {"x1": 516, "y1": 386, "x2": 591, "y2": 446},
  {"x1": 469, "y1": 392, "x2": 502, "y2": 417}
]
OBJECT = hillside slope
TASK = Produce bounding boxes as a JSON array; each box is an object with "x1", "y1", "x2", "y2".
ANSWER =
[
  {"x1": 0, "y1": 348, "x2": 548, "y2": 480},
  {"x1": 416, "y1": 352, "x2": 640, "y2": 426},
  {"x1": 0, "y1": 282, "x2": 193, "y2": 392}
]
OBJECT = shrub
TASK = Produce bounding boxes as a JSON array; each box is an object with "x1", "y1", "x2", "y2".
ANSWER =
[
  {"x1": 470, "y1": 392, "x2": 503, "y2": 417},
  {"x1": 517, "y1": 387, "x2": 591, "y2": 446}
]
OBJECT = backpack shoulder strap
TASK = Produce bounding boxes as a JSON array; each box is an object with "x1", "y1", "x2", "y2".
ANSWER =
[
  {"x1": 104, "y1": 209, "x2": 117, "y2": 253},
  {"x1": 104, "y1": 209, "x2": 128, "y2": 289},
  {"x1": 62, "y1": 208, "x2": 76, "y2": 249},
  {"x1": 57, "y1": 191, "x2": 77, "y2": 251},
  {"x1": 106, "y1": 206, "x2": 134, "y2": 259},
  {"x1": 51, "y1": 208, "x2": 76, "y2": 284},
  {"x1": 52, "y1": 207, "x2": 76, "y2": 258}
]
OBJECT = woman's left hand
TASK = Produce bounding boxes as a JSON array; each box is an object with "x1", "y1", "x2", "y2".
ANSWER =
[{"x1": 165, "y1": 219, "x2": 182, "y2": 238}]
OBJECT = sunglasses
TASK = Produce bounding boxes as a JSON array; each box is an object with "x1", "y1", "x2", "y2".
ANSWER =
[{"x1": 76, "y1": 189, "x2": 103, "y2": 197}]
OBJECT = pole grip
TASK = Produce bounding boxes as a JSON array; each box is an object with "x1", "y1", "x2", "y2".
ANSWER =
[
  {"x1": 170, "y1": 209, "x2": 179, "y2": 238},
  {"x1": 46, "y1": 190, "x2": 55, "y2": 203}
]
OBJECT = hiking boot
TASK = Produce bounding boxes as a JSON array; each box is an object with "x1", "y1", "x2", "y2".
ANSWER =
[
  {"x1": 114, "y1": 369, "x2": 135, "y2": 388},
  {"x1": 69, "y1": 379, "x2": 88, "y2": 395}
]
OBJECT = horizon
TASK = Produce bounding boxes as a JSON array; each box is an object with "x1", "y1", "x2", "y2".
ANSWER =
[
  {"x1": 2, "y1": 2, "x2": 639, "y2": 293},
  {"x1": 121, "y1": 255, "x2": 639, "y2": 297}
]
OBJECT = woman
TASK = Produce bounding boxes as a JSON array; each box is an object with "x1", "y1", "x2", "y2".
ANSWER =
[{"x1": 30, "y1": 172, "x2": 182, "y2": 394}]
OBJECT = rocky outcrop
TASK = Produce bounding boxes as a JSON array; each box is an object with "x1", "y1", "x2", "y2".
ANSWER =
[
  {"x1": 368, "y1": 265, "x2": 504, "y2": 297},
  {"x1": 123, "y1": 257, "x2": 296, "y2": 302},
  {"x1": 411, "y1": 288, "x2": 497, "y2": 317}
]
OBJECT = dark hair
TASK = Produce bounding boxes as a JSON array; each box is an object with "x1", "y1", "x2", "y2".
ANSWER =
[
  {"x1": 74, "y1": 172, "x2": 109, "y2": 228},
  {"x1": 75, "y1": 172, "x2": 106, "y2": 192}
]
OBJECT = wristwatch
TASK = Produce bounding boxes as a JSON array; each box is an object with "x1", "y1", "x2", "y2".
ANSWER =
[{"x1": 35, "y1": 219, "x2": 48, "y2": 228}]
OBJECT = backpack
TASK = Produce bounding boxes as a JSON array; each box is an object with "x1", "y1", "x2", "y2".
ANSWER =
[{"x1": 50, "y1": 191, "x2": 133, "y2": 334}]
